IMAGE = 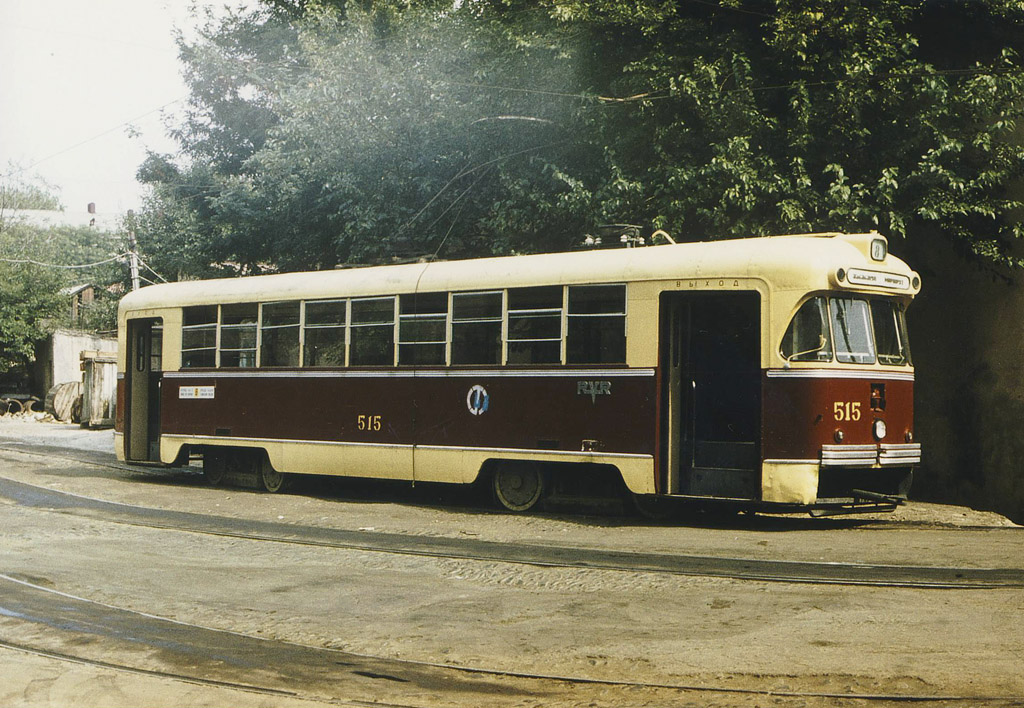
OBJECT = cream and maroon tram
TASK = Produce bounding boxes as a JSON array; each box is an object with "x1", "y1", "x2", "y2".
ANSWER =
[{"x1": 115, "y1": 231, "x2": 921, "y2": 514}]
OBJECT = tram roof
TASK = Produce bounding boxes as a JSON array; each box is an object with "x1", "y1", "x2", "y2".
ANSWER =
[{"x1": 119, "y1": 231, "x2": 919, "y2": 312}]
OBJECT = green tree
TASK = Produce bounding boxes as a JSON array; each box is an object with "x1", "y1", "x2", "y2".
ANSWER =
[
  {"x1": 0, "y1": 260, "x2": 65, "y2": 376},
  {"x1": 0, "y1": 168, "x2": 62, "y2": 232},
  {"x1": 137, "y1": 0, "x2": 1024, "y2": 277},
  {"x1": 0, "y1": 181, "x2": 126, "y2": 375}
]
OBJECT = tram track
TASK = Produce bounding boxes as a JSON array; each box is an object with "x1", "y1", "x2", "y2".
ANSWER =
[
  {"x1": 0, "y1": 449, "x2": 1022, "y2": 589},
  {"x1": 2, "y1": 442, "x2": 1023, "y2": 705},
  {"x1": 0, "y1": 573, "x2": 1018, "y2": 706}
]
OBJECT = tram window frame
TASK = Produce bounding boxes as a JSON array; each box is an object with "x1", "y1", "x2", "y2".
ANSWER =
[
  {"x1": 350, "y1": 296, "x2": 396, "y2": 366},
  {"x1": 566, "y1": 284, "x2": 626, "y2": 364},
  {"x1": 780, "y1": 297, "x2": 833, "y2": 363},
  {"x1": 895, "y1": 305, "x2": 912, "y2": 366},
  {"x1": 303, "y1": 299, "x2": 348, "y2": 367},
  {"x1": 149, "y1": 323, "x2": 164, "y2": 372},
  {"x1": 870, "y1": 299, "x2": 911, "y2": 366},
  {"x1": 451, "y1": 291, "x2": 503, "y2": 366},
  {"x1": 399, "y1": 292, "x2": 448, "y2": 366},
  {"x1": 219, "y1": 303, "x2": 258, "y2": 368},
  {"x1": 829, "y1": 297, "x2": 876, "y2": 364},
  {"x1": 181, "y1": 305, "x2": 217, "y2": 368},
  {"x1": 780, "y1": 295, "x2": 913, "y2": 367},
  {"x1": 506, "y1": 285, "x2": 564, "y2": 365},
  {"x1": 259, "y1": 301, "x2": 300, "y2": 368}
]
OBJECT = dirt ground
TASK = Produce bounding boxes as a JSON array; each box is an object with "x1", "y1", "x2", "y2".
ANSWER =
[{"x1": 0, "y1": 416, "x2": 1022, "y2": 707}]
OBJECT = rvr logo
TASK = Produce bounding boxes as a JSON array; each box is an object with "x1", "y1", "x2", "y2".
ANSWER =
[{"x1": 577, "y1": 380, "x2": 612, "y2": 403}]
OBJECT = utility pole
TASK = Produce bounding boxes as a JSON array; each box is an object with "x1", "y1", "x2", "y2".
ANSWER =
[{"x1": 126, "y1": 209, "x2": 140, "y2": 291}]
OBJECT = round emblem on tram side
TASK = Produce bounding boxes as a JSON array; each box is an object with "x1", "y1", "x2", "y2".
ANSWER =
[{"x1": 466, "y1": 385, "x2": 489, "y2": 416}]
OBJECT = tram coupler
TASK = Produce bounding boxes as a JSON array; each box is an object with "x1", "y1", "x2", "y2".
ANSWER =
[
  {"x1": 809, "y1": 489, "x2": 904, "y2": 517},
  {"x1": 851, "y1": 488, "x2": 906, "y2": 506},
  {"x1": 809, "y1": 502, "x2": 899, "y2": 518}
]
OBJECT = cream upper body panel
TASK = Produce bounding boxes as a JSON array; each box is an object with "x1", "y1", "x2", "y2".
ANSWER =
[
  {"x1": 117, "y1": 232, "x2": 919, "y2": 371},
  {"x1": 118, "y1": 232, "x2": 919, "y2": 314}
]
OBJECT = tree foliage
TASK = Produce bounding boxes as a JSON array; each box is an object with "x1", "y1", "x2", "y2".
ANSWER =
[
  {"x1": 137, "y1": 0, "x2": 1024, "y2": 278},
  {"x1": 0, "y1": 181, "x2": 125, "y2": 376}
]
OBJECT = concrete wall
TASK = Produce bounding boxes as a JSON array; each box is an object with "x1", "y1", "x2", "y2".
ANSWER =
[
  {"x1": 907, "y1": 240, "x2": 1024, "y2": 523},
  {"x1": 34, "y1": 329, "x2": 117, "y2": 395}
]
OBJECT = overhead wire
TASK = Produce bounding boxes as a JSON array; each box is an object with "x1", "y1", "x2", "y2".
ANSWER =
[
  {"x1": 75, "y1": 13, "x2": 1023, "y2": 235},
  {"x1": 0, "y1": 253, "x2": 129, "y2": 269},
  {"x1": 134, "y1": 253, "x2": 169, "y2": 283},
  {"x1": 6, "y1": 4, "x2": 1020, "y2": 190},
  {"x1": 2, "y1": 97, "x2": 189, "y2": 178}
]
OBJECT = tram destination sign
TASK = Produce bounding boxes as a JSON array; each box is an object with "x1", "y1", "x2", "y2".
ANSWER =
[{"x1": 846, "y1": 268, "x2": 910, "y2": 290}]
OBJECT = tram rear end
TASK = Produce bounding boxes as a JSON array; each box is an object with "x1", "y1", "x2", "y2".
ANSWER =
[
  {"x1": 652, "y1": 232, "x2": 921, "y2": 515},
  {"x1": 760, "y1": 236, "x2": 921, "y2": 514}
]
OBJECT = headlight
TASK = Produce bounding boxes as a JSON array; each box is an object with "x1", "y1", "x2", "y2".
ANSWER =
[{"x1": 872, "y1": 419, "x2": 887, "y2": 441}]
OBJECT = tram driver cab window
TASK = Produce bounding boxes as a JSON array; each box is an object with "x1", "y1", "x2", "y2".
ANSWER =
[
  {"x1": 781, "y1": 297, "x2": 832, "y2": 362},
  {"x1": 781, "y1": 296, "x2": 911, "y2": 366}
]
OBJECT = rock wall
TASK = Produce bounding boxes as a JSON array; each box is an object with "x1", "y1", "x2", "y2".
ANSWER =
[{"x1": 907, "y1": 239, "x2": 1024, "y2": 523}]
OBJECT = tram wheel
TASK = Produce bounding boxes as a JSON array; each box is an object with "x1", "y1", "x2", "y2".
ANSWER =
[
  {"x1": 493, "y1": 462, "x2": 544, "y2": 512},
  {"x1": 203, "y1": 450, "x2": 226, "y2": 486},
  {"x1": 257, "y1": 455, "x2": 289, "y2": 493}
]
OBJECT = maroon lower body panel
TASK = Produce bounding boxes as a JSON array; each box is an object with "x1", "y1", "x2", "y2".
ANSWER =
[
  {"x1": 762, "y1": 370, "x2": 914, "y2": 461},
  {"x1": 160, "y1": 369, "x2": 658, "y2": 457}
]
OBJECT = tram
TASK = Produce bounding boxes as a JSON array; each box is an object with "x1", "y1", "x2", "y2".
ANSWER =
[{"x1": 115, "y1": 231, "x2": 921, "y2": 515}]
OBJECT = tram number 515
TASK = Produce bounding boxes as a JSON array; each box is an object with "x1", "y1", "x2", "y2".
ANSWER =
[
  {"x1": 357, "y1": 414, "x2": 383, "y2": 431},
  {"x1": 833, "y1": 401, "x2": 862, "y2": 422}
]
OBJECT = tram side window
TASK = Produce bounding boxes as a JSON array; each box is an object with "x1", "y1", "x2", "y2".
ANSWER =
[
  {"x1": 780, "y1": 297, "x2": 833, "y2": 362},
  {"x1": 451, "y1": 291, "x2": 502, "y2": 365},
  {"x1": 304, "y1": 299, "x2": 347, "y2": 367},
  {"x1": 182, "y1": 305, "x2": 217, "y2": 368},
  {"x1": 398, "y1": 293, "x2": 447, "y2": 366},
  {"x1": 150, "y1": 323, "x2": 163, "y2": 372},
  {"x1": 350, "y1": 297, "x2": 395, "y2": 366},
  {"x1": 220, "y1": 304, "x2": 258, "y2": 367},
  {"x1": 260, "y1": 301, "x2": 300, "y2": 367},
  {"x1": 830, "y1": 297, "x2": 875, "y2": 364},
  {"x1": 507, "y1": 286, "x2": 563, "y2": 364},
  {"x1": 871, "y1": 300, "x2": 910, "y2": 365},
  {"x1": 567, "y1": 284, "x2": 626, "y2": 364}
]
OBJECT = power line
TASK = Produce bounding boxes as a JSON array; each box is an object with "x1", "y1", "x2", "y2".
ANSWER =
[
  {"x1": 2, "y1": 97, "x2": 187, "y2": 178},
  {"x1": 135, "y1": 253, "x2": 169, "y2": 283},
  {"x1": 0, "y1": 253, "x2": 128, "y2": 269}
]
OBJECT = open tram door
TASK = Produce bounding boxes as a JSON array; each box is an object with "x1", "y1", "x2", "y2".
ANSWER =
[
  {"x1": 660, "y1": 292, "x2": 761, "y2": 499},
  {"x1": 125, "y1": 318, "x2": 163, "y2": 462}
]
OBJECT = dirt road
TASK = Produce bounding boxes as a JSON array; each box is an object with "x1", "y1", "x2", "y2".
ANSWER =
[{"x1": 0, "y1": 418, "x2": 1021, "y2": 707}]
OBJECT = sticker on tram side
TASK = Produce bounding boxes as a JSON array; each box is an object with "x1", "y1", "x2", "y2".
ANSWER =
[
  {"x1": 179, "y1": 385, "x2": 215, "y2": 400},
  {"x1": 467, "y1": 385, "x2": 489, "y2": 416},
  {"x1": 577, "y1": 380, "x2": 612, "y2": 404}
]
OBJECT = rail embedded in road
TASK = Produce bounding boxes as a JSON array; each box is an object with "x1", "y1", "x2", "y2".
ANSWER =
[
  {"x1": 0, "y1": 573, "x2": 1017, "y2": 706},
  {"x1": 0, "y1": 474, "x2": 1020, "y2": 590}
]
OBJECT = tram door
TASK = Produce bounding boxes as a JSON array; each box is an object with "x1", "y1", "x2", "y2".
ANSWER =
[
  {"x1": 125, "y1": 318, "x2": 163, "y2": 462},
  {"x1": 660, "y1": 292, "x2": 760, "y2": 498}
]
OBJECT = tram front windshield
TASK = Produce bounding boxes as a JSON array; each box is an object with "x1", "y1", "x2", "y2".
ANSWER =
[{"x1": 781, "y1": 296, "x2": 910, "y2": 365}]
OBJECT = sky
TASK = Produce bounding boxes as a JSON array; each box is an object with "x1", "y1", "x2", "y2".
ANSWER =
[{"x1": 0, "y1": 1, "x2": 241, "y2": 216}]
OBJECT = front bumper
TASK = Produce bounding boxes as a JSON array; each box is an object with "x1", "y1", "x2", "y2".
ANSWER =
[{"x1": 821, "y1": 443, "x2": 921, "y2": 467}]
